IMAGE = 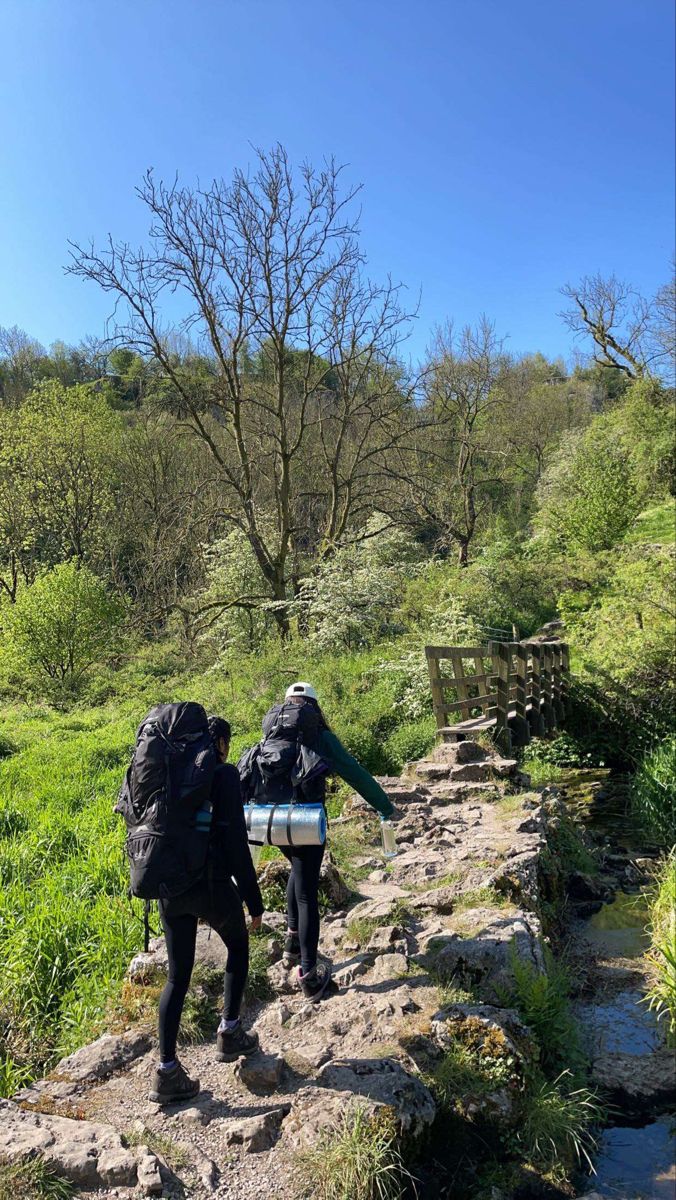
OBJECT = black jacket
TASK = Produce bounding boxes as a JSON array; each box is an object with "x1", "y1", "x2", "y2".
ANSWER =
[{"x1": 209, "y1": 763, "x2": 264, "y2": 918}]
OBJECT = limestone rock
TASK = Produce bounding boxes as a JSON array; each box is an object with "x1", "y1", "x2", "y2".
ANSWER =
[
  {"x1": 0, "y1": 1099, "x2": 139, "y2": 1188},
  {"x1": 136, "y1": 1150, "x2": 163, "y2": 1196},
  {"x1": 234, "y1": 1051, "x2": 285, "y2": 1093},
  {"x1": 317, "y1": 1057, "x2": 435, "y2": 1136},
  {"x1": 422, "y1": 910, "x2": 544, "y2": 1002},
  {"x1": 53, "y1": 1031, "x2": 152, "y2": 1084},
  {"x1": 223, "y1": 1105, "x2": 289, "y2": 1152}
]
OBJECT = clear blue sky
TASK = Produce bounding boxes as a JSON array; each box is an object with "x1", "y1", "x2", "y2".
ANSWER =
[{"x1": 1, "y1": 0, "x2": 673, "y2": 365}]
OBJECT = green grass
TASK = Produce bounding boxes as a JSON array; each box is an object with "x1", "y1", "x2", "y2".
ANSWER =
[
  {"x1": 624, "y1": 498, "x2": 676, "y2": 545},
  {"x1": 0, "y1": 1159, "x2": 74, "y2": 1200},
  {"x1": 123, "y1": 1126, "x2": 190, "y2": 1171},
  {"x1": 630, "y1": 737, "x2": 676, "y2": 847},
  {"x1": 645, "y1": 852, "x2": 676, "y2": 1044},
  {"x1": 294, "y1": 1105, "x2": 417, "y2": 1200},
  {"x1": 503, "y1": 946, "x2": 585, "y2": 1078},
  {"x1": 517, "y1": 1070, "x2": 600, "y2": 1181}
]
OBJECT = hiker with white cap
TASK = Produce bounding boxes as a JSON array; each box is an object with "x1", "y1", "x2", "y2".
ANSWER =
[{"x1": 241, "y1": 682, "x2": 394, "y2": 1002}]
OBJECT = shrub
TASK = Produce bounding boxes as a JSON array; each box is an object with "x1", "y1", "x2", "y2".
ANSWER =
[
  {"x1": 383, "y1": 718, "x2": 436, "y2": 772},
  {"x1": 2, "y1": 562, "x2": 125, "y2": 698}
]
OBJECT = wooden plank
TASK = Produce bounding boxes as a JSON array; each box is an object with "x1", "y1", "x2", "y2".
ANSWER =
[
  {"x1": 437, "y1": 673, "x2": 490, "y2": 690},
  {"x1": 433, "y1": 694, "x2": 495, "y2": 716},
  {"x1": 425, "y1": 645, "x2": 490, "y2": 659},
  {"x1": 450, "y1": 650, "x2": 472, "y2": 719},
  {"x1": 560, "y1": 643, "x2": 570, "y2": 710},
  {"x1": 516, "y1": 643, "x2": 530, "y2": 715},
  {"x1": 425, "y1": 646, "x2": 446, "y2": 733}
]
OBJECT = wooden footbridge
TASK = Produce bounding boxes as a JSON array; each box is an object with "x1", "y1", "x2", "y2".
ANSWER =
[{"x1": 425, "y1": 639, "x2": 569, "y2": 752}]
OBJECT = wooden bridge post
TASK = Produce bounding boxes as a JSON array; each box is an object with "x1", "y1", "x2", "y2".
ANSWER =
[
  {"x1": 493, "y1": 640, "x2": 513, "y2": 754},
  {"x1": 552, "y1": 643, "x2": 565, "y2": 722},
  {"x1": 541, "y1": 644, "x2": 557, "y2": 731},
  {"x1": 512, "y1": 641, "x2": 531, "y2": 746},
  {"x1": 560, "y1": 643, "x2": 570, "y2": 714},
  {"x1": 527, "y1": 642, "x2": 546, "y2": 736},
  {"x1": 425, "y1": 647, "x2": 446, "y2": 735},
  {"x1": 450, "y1": 650, "x2": 472, "y2": 721}
]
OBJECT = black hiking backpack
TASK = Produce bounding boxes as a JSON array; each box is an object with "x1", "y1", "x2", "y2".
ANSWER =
[
  {"x1": 237, "y1": 700, "x2": 328, "y2": 804},
  {"x1": 115, "y1": 702, "x2": 219, "y2": 901}
]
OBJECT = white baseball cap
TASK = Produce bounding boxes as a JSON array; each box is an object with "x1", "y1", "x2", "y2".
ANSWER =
[{"x1": 285, "y1": 681, "x2": 318, "y2": 700}]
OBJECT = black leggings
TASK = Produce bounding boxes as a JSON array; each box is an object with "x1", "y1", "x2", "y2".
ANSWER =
[
  {"x1": 158, "y1": 877, "x2": 249, "y2": 1063},
  {"x1": 280, "y1": 842, "x2": 325, "y2": 974}
]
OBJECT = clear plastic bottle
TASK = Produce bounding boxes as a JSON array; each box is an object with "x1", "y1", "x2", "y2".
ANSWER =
[
  {"x1": 249, "y1": 842, "x2": 263, "y2": 870},
  {"x1": 380, "y1": 816, "x2": 397, "y2": 860}
]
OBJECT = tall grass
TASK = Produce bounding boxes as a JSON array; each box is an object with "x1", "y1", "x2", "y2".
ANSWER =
[
  {"x1": 294, "y1": 1105, "x2": 417, "y2": 1200},
  {"x1": 645, "y1": 852, "x2": 676, "y2": 1044},
  {"x1": 517, "y1": 1070, "x2": 600, "y2": 1180},
  {"x1": 630, "y1": 737, "x2": 676, "y2": 847}
]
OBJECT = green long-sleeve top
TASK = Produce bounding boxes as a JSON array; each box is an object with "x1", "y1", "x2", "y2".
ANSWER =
[{"x1": 317, "y1": 729, "x2": 394, "y2": 818}]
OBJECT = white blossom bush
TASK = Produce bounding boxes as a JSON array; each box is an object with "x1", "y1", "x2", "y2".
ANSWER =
[{"x1": 294, "y1": 519, "x2": 426, "y2": 652}]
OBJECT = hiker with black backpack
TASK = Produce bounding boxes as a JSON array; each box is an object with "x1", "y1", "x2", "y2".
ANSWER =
[
  {"x1": 116, "y1": 703, "x2": 264, "y2": 1105},
  {"x1": 239, "y1": 682, "x2": 394, "y2": 1003}
]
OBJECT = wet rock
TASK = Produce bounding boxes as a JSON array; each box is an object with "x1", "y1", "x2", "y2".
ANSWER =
[
  {"x1": 592, "y1": 1048, "x2": 676, "y2": 1115},
  {"x1": 0, "y1": 1099, "x2": 140, "y2": 1188},
  {"x1": 234, "y1": 1051, "x2": 285, "y2": 1093},
  {"x1": 223, "y1": 1105, "x2": 289, "y2": 1152},
  {"x1": 568, "y1": 871, "x2": 610, "y2": 901}
]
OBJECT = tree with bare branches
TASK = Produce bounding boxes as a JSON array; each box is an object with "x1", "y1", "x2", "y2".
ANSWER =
[
  {"x1": 560, "y1": 272, "x2": 668, "y2": 379},
  {"x1": 401, "y1": 318, "x2": 510, "y2": 566},
  {"x1": 68, "y1": 146, "x2": 419, "y2": 636}
]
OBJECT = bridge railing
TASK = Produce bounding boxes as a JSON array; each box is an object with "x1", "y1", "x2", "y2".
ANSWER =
[{"x1": 424, "y1": 638, "x2": 569, "y2": 752}]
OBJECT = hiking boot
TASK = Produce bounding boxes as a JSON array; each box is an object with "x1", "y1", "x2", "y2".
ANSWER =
[
  {"x1": 298, "y1": 961, "x2": 332, "y2": 1002},
  {"x1": 148, "y1": 1059, "x2": 199, "y2": 1105},
  {"x1": 282, "y1": 931, "x2": 301, "y2": 968},
  {"x1": 216, "y1": 1022, "x2": 260, "y2": 1062}
]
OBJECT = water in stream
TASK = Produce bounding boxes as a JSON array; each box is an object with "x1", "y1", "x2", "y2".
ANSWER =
[{"x1": 556, "y1": 771, "x2": 675, "y2": 1199}]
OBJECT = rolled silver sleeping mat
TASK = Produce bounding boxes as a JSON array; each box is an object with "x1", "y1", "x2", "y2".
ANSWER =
[{"x1": 244, "y1": 803, "x2": 326, "y2": 847}]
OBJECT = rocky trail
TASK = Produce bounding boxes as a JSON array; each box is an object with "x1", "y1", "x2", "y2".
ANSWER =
[{"x1": 2, "y1": 742, "x2": 673, "y2": 1199}]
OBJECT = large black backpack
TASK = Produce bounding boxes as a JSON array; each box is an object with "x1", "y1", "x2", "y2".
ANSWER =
[
  {"x1": 248, "y1": 700, "x2": 327, "y2": 803},
  {"x1": 115, "y1": 702, "x2": 219, "y2": 901}
]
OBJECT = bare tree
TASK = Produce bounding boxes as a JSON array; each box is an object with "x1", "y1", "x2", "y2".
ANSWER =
[
  {"x1": 68, "y1": 146, "x2": 418, "y2": 636},
  {"x1": 400, "y1": 318, "x2": 510, "y2": 566},
  {"x1": 652, "y1": 260, "x2": 676, "y2": 373},
  {"x1": 560, "y1": 273, "x2": 661, "y2": 379}
]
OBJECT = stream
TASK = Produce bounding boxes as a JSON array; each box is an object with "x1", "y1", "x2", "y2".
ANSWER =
[{"x1": 556, "y1": 772, "x2": 675, "y2": 1199}]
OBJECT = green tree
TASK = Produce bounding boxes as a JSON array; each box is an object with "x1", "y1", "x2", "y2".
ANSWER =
[
  {"x1": 537, "y1": 424, "x2": 639, "y2": 552},
  {"x1": 0, "y1": 381, "x2": 123, "y2": 584},
  {"x1": 2, "y1": 562, "x2": 124, "y2": 694}
]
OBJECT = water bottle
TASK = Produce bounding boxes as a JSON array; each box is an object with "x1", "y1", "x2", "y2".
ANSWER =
[{"x1": 380, "y1": 816, "x2": 397, "y2": 860}]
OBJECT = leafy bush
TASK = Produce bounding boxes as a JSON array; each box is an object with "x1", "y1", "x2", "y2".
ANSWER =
[
  {"x1": 383, "y1": 718, "x2": 436, "y2": 772},
  {"x1": 537, "y1": 423, "x2": 640, "y2": 552},
  {"x1": 1, "y1": 562, "x2": 125, "y2": 698}
]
